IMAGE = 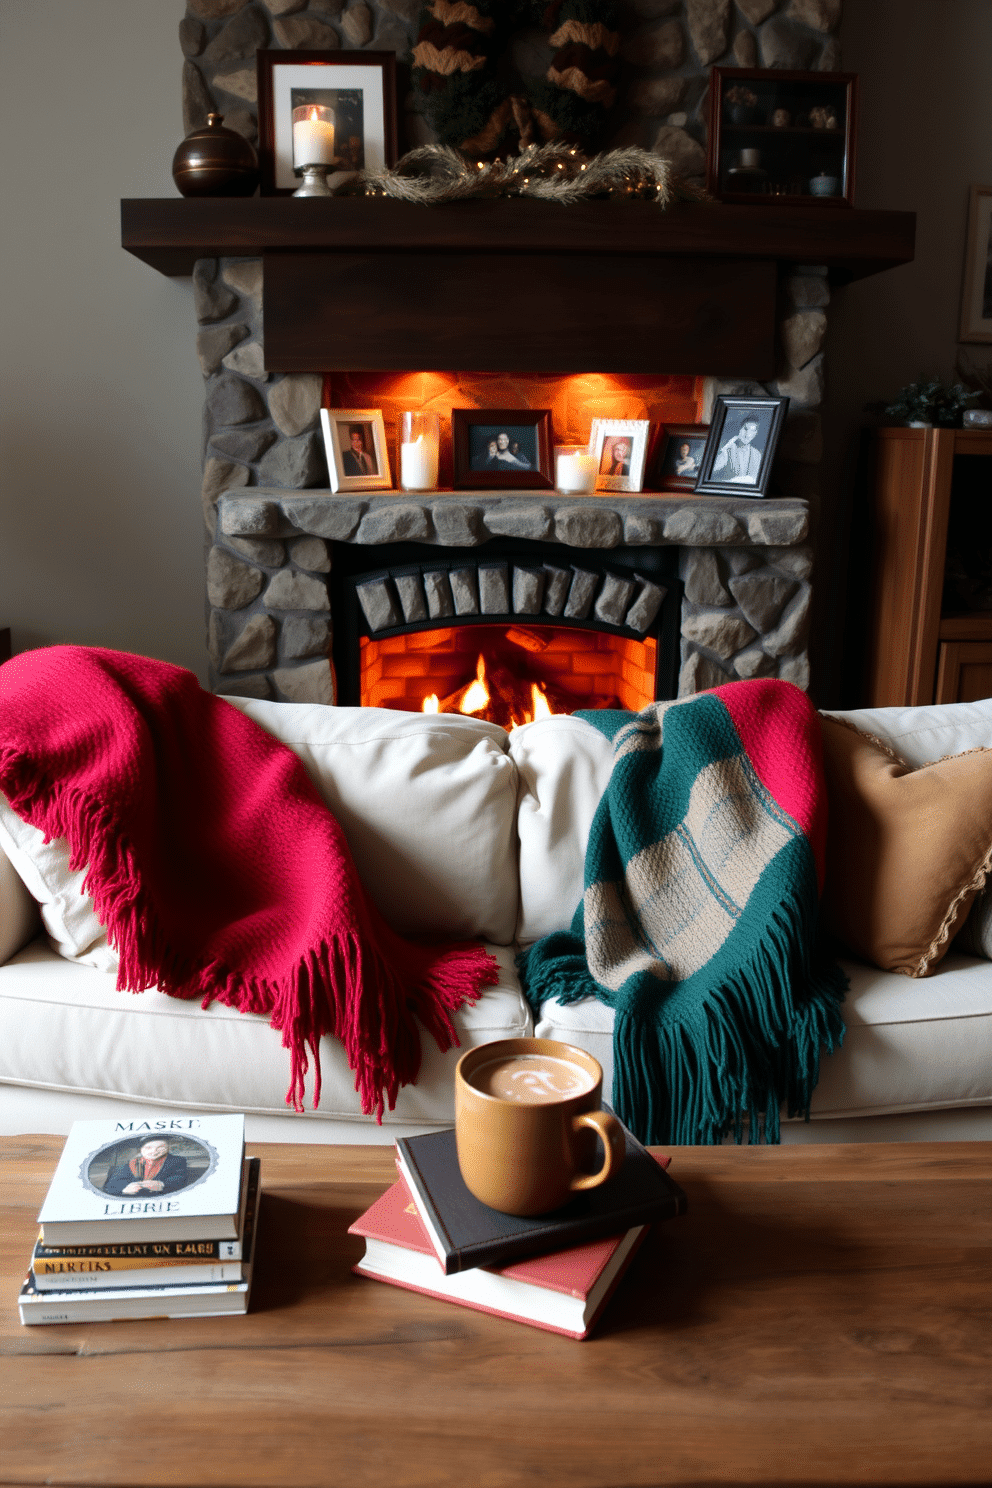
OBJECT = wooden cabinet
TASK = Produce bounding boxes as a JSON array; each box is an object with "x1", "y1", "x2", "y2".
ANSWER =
[{"x1": 865, "y1": 426, "x2": 992, "y2": 706}]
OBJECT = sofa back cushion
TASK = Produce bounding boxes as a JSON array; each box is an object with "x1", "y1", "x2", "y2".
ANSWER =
[
  {"x1": 225, "y1": 700, "x2": 520, "y2": 945},
  {"x1": 0, "y1": 797, "x2": 116, "y2": 970},
  {"x1": 510, "y1": 715, "x2": 615, "y2": 946},
  {"x1": 0, "y1": 834, "x2": 42, "y2": 964}
]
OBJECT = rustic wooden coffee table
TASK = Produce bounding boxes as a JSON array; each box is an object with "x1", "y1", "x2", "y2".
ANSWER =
[{"x1": 2, "y1": 1137, "x2": 989, "y2": 1486}]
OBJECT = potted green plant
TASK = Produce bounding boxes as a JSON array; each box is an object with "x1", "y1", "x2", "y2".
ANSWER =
[{"x1": 882, "y1": 378, "x2": 979, "y2": 428}]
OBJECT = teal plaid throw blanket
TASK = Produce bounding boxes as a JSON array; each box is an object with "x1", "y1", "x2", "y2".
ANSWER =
[{"x1": 518, "y1": 680, "x2": 847, "y2": 1145}]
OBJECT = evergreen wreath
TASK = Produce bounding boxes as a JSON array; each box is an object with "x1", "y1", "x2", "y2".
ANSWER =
[{"x1": 412, "y1": 0, "x2": 621, "y2": 159}]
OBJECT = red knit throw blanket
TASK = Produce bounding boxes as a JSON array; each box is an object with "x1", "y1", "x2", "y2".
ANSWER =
[{"x1": 0, "y1": 646, "x2": 499, "y2": 1116}]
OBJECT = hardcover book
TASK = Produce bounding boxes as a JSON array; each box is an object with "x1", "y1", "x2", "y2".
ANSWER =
[
  {"x1": 32, "y1": 1158, "x2": 253, "y2": 1290},
  {"x1": 350, "y1": 1177, "x2": 647, "y2": 1340},
  {"x1": 20, "y1": 1157, "x2": 260, "y2": 1325},
  {"x1": 37, "y1": 1114, "x2": 246, "y2": 1245},
  {"x1": 395, "y1": 1120, "x2": 686, "y2": 1275}
]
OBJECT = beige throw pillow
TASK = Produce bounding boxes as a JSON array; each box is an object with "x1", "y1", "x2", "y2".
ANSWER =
[{"x1": 820, "y1": 717, "x2": 992, "y2": 977}]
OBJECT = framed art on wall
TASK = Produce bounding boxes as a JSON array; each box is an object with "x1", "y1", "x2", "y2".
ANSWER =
[
  {"x1": 256, "y1": 50, "x2": 398, "y2": 196},
  {"x1": 653, "y1": 423, "x2": 709, "y2": 492},
  {"x1": 451, "y1": 409, "x2": 554, "y2": 490},
  {"x1": 320, "y1": 408, "x2": 392, "y2": 492},
  {"x1": 589, "y1": 419, "x2": 650, "y2": 493},
  {"x1": 694, "y1": 396, "x2": 789, "y2": 498},
  {"x1": 959, "y1": 185, "x2": 992, "y2": 343}
]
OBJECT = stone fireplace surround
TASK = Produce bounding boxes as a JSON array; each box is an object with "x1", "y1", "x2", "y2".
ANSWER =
[
  {"x1": 209, "y1": 485, "x2": 812, "y2": 706},
  {"x1": 160, "y1": 0, "x2": 919, "y2": 709},
  {"x1": 193, "y1": 237, "x2": 832, "y2": 710}
]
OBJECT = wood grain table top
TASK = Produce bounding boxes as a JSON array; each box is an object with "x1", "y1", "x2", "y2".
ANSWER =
[{"x1": 1, "y1": 1136, "x2": 989, "y2": 1487}]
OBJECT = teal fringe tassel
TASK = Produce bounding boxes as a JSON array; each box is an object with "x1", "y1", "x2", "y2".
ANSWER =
[{"x1": 518, "y1": 844, "x2": 847, "y2": 1147}]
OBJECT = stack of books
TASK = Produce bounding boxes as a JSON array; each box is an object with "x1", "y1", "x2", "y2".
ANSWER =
[
  {"x1": 349, "y1": 1119, "x2": 687, "y2": 1340},
  {"x1": 19, "y1": 1114, "x2": 258, "y2": 1326}
]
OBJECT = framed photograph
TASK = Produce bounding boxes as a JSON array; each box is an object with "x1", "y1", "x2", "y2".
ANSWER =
[
  {"x1": 452, "y1": 409, "x2": 554, "y2": 490},
  {"x1": 706, "y1": 67, "x2": 858, "y2": 207},
  {"x1": 653, "y1": 423, "x2": 710, "y2": 492},
  {"x1": 959, "y1": 185, "x2": 992, "y2": 343},
  {"x1": 256, "y1": 49, "x2": 398, "y2": 196},
  {"x1": 694, "y1": 396, "x2": 789, "y2": 498},
  {"x1": 320, "y1": 408, "x2": 392, "y2": 492},
  {"x1": 589, "y1": 419, "x2": 650, "y2": 493}
]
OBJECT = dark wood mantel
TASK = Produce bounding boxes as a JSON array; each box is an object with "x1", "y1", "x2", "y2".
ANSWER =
[{"x1": 121, "y1": 197, "x2": 914, "y2": 377}]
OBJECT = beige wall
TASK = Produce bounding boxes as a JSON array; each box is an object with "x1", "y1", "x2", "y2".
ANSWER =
[
  {"x1": 820, "y1": 0, "x2": 992, "y2": 703},
  {"x1": 0, "y1": 0, "x2": 205, "y2": 679}
]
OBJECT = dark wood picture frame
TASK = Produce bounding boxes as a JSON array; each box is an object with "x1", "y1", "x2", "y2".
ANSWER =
[
  {"x1": 256, "y1": 49, "x2": 398, "y2": 196},
  {"x1": 452, "y1": 409, "x2": 554, "y2": 490},
  {"x1": 653, "y1": 422, "x2": 710, "y2": 492},
  {"x1": 707, "y1": 66, "x2": 858, "y2": 208},
  {"x1": 694, "y1": 396, "x2": 789, "y2": 498},
  {"x1": 959, "y1": 184, "x2": 992, "y2": 343}
]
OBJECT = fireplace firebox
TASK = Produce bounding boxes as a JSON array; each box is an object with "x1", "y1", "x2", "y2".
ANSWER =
[{"x1": 329, "y1": 539, "x2": 682, "y2": 727}]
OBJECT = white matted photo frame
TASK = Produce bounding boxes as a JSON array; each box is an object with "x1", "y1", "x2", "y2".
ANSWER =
[
  {"x1": 694, "y1": 395, "x2": 789, "y2": 498},
  {"x1": 959, "y1": 184, "x2": 992, "y2": 344},
  {"x1": 256, "y1": 50, "x2": 398, "y2": 196},
  {"x1": 320, "y1": 408, "x2": 392, "y2": 492},
  {"x1": 589, "y1": 419, "x2": 650, "y2": 492}
]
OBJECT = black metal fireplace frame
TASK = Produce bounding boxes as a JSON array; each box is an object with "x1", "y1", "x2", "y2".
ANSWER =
[{"x1": 329, "y1": 537, "x2": 683, "y2": 711}]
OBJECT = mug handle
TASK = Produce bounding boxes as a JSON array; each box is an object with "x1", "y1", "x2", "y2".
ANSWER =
[{"x1": 568, "y1": 1110, "x2": 626, "y2": 1192}]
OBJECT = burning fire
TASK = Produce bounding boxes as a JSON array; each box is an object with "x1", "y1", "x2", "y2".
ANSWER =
[{"x1": 422, "y1": 652, "x2": 556, "y2": 730}]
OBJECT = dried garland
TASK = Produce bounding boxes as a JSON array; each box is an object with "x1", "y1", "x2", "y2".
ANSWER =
[
  {"x1": 339, "y1": 142, "x2": 709, "y2": 207},
  {"x1": 412, "y1": 0, "x2": 621, "y2": 159}
]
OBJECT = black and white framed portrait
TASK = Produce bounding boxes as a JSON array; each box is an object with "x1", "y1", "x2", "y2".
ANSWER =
[{"x1": 694, "y1": 396, "x2": 789, "y2": 498}]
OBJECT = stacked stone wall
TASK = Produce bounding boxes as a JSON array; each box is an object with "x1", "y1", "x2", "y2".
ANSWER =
[
  {"x1": 181, "y1": 0, "x2": 840, "y2": 701},
  {"x1": 180, "y1": 1, "x2": 842, "y2": 180}
]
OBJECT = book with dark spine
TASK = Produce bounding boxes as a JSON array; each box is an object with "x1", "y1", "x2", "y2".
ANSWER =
[
  {"x1": 395, "y1": 1119, "x2": 686, "y2": 1275},
  {"x1": 350, "y1": 1176, "x2": 648, "y2": 1339}
]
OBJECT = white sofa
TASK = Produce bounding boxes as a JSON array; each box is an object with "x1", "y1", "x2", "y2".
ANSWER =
[{"x1": 1, "y1": 696, "x2": 991, "y2": 1144}]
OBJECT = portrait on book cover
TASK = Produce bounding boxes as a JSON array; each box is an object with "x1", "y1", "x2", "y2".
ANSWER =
[{"x1": 83, "y1": 1133, "x2": 215, "y2": 1200}]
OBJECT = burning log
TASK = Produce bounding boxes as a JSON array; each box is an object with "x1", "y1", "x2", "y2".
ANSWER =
[{"x1": 427, "y1": 648, "x2": 573, "y2": 729}]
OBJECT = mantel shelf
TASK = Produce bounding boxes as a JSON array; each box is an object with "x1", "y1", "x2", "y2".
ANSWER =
[
  {"x1": 121, "y1": 196, "x2": 915, "y2": 377},
  {"x1": 121, "y1": 196, "x2": 915, "y2": 281}
]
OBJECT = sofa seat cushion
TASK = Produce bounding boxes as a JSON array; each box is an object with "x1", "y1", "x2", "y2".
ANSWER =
[
  {"x1": 535, "y1": 950, "x2": 992, "y2": 1121},
  {"x1": 0, "y1": 940, "x2": 531, "y2": 1126},
  {"x1": 226, "y1": 700, "x2": 518, "y2": 946}
]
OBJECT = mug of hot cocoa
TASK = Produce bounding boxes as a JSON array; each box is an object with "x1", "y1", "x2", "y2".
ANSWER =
[{"x1": 454, "y1": 1037, "x2": 625, "y2": 1215}]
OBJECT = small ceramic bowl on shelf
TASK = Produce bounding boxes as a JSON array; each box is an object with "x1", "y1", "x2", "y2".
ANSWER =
[{"x1": 809, "y1": 173, "x2": 841, "y2": 197}]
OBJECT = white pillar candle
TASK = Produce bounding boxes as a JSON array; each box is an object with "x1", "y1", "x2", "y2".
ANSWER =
[
  {"x1": 292, "y1": 108, "x2": 335, "y2": 168},
  {"x1": 400, "y1": 434, "x2": 438, "y2": 492},
  {"x1": 555, "y1": 448, "x2": 598, "y2": 494}
]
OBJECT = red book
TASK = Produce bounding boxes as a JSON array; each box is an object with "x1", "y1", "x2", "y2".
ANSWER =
[{"x1": 348, "y1": 1178, "x2": 649, "y2": 1340}]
